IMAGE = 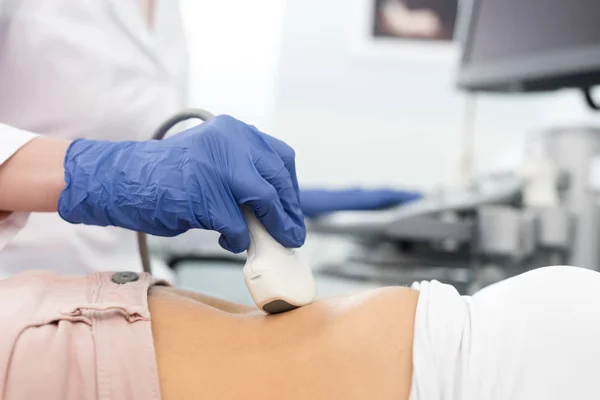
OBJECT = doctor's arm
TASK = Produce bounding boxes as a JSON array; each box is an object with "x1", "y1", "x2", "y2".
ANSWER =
[
  {"x1": 0, "y1": 115, "x2": 306, "y2": 252},
  {"x1": 0, "y1": 136, "x2": 69, "y2": 212}
]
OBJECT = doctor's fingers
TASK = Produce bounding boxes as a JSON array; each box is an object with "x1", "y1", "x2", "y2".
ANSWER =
[
  {"x1": 251, "y1": 128, "x2": 301, "y2": 202},
  {"x1": 232, "y1": 166, "x2": 305, "y2": 249}
]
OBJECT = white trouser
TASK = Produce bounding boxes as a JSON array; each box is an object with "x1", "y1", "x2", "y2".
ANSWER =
[{"x1": 410, "y1": 266, "x2": 600, "y2": 400}]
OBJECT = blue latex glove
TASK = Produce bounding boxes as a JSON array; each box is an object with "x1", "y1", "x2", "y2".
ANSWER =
[
  {"x1": 58, "y1": 115, "x2": 306, "y2": 253},
  {"x1": 299, "y1": 188, "x2": 422, "y2": 218}
]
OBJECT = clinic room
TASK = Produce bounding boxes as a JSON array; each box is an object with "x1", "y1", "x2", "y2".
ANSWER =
[{"x1": 1, "y1": 0, "x2": 600, "y2": 399}]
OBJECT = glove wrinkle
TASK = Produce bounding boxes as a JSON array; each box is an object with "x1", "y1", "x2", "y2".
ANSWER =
[{"x1": 58, "y1": 115, "x2": 307, "y2": 252}]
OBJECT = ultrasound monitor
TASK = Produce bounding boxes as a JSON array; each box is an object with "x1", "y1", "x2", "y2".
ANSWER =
[{"x1": 457, "y1": 0, "x2": 600, "y2": 94}]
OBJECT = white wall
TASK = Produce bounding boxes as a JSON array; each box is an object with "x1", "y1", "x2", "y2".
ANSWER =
[
  {"x1": 179, "y1": 0, "x2": 598, "y2": 192},
  {"x1": 179, "y1": 0, "x2": 286, "y2": 132},
  {"x1": 273, "y1": 0, "x2": 553, "y2": 190},
  {"x1": 542, "y1": 89, "x2": 600, "y2": 128}
]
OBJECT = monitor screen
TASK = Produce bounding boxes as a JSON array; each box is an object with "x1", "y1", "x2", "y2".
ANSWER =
[{"x1": 458, "y1": 0, "x2": 600, "y2": 92}]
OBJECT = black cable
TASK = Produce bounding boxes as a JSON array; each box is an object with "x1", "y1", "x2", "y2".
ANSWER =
[
  {"x1": 151, "y1": 108, "x2": 216, "y2": 140},
  {"x1": 138, "y1": 108, "x2": 216, "y2": 274},
  {"x1": 583, "y1": 87, "x2": 600, "y2": 111}
]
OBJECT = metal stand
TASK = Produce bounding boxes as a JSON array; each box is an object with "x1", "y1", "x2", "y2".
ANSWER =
[{"x1": 542, "y1": 127, "x2": 600, "y2": 270}]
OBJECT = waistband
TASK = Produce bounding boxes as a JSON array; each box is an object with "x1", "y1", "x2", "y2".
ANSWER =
[{"x1": 0, "y1": 270, "x2": 166, "y2": 400}]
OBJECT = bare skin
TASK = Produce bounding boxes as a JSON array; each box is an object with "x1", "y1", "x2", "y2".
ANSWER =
[
  {"x1": 137, "y1": 0, "x2": 155, "y2": 29},
  {"x1": 149, "y1": 286, "x2": 419, "y2": 400},
  {"x1": 0, "y1": 137, "x2": 70, "y2": 213}
]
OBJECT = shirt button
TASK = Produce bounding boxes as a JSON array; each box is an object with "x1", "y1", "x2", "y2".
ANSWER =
[{"x1": 111, "y1": 271, "x2": 139, "y2": 284}]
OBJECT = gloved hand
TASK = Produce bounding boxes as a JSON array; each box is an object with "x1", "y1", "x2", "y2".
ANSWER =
[
  {"x1": 299, "y1": 188, "x2": 422, "y2": 218},
  {"x1": 58, "y1": 115, "x2": 306, "y2": 253}
]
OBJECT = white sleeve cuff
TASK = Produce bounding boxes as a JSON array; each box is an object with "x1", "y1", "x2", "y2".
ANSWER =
[
  {"x1": 0, "y1": 123, "x2": 38, "y2": 250},
  {"x1": 0, "y1": 122, "x2": 39, "y2": 165},
  {"x1": 0, "y1": 212, "x2": 29, "y2": 250}
]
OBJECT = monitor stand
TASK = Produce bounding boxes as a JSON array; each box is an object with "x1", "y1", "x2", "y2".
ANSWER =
[{"x1": 542, "y1": 127, "x2": 600, "y2": 270}]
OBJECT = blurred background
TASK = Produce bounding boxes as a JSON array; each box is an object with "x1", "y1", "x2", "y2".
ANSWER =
[
  {"x1": 166, "y1": 0, "x2": 600, "y2": 303},
  {"x1": 180, "y1": 0, "x2": 597, "y2": 189}
]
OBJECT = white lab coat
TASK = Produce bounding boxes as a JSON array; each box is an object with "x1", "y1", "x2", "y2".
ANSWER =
[{"x1": 0, "y1": 0, "x2": 189, "y2": 279}]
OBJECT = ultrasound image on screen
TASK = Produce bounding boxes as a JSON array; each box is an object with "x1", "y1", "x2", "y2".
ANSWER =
[
  {"x1": 465, "y1": 0, "x2": 600, "y2": 64},
  {"x1": 373, "y1": 0, "x2": 459, "y2": 41}
]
